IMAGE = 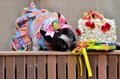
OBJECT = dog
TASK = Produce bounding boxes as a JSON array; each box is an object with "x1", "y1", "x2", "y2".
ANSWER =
[
  {"x1": 39, "y1": 28, "x2": 76, "y2": 51},
  {"x1": 11, "y1": 2, "x2": 76, "y2": 51},
  {"x1": 28, "y1": 10, "x2": 76, "y2": 51}
]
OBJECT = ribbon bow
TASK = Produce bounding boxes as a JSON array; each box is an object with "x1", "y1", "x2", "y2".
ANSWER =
[
  {"x1": 72, "y1": 40, "x2": 95, "y2": 77},
  {"x1": 45, "y1": 15, "x2": 71, "y2": 37},
  {"x1": 84, "y1": 10, "x2": 103, "y2": 21}
]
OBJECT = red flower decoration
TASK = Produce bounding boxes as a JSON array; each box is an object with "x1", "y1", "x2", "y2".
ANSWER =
[
  {"x1": 85, "y1": 21, "x2": 95, "y2": 29},
  {"x1": 101, "y1": 23, "x2": 111, "y2": 32},
  {"x1": 90, "y1": 22, "x2": 95, "y2": 29},
  {"x1": 75, "y1": 28, "x2": 81, "y2": 36},
  {"x1": 85, "y1": 21, "x2": 91, "y2": 26}
]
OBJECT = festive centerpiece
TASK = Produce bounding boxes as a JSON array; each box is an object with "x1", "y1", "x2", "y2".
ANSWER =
[
  {"x1": 75, "y1": 10, "x2": 117, "y2": 51},
  {"x1": 72, "y1": 10, "x2": 117, "y2": 77}
]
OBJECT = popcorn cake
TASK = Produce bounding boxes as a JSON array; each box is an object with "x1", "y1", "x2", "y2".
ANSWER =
[
  {"x1": 76, "y1": 10, "x2": 117, "y2": 43},
  {"x1": 75, "y1": 10, "x2": 117, "y2": 51}
]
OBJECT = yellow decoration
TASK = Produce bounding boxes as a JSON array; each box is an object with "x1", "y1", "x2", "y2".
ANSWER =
[
  {"x1": 72, "y1": 40, "x2": 94, "y2": 77},
  {"x1": 53, "y1": 24, "x2": 59, "y2": 30},
  {"x1": 83, "y1": 12, "x2": 88, "y2": 18},
  {"x1": 87, "y1": 44, "x2": 116, "y2": 51},
  {"x1": 72, "y1": 40, "x2": 116, "y2": 77}
]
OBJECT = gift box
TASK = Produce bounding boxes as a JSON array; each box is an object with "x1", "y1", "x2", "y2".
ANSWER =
[{"x1": 76, "y1": 10, "x2": 117, "y2": 51}]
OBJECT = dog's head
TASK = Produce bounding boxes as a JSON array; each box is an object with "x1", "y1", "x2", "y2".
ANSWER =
[
  {"x1": 40, "y1": 28, "x2": 76, "y2": 51},
  {"x1": 37, "y1": 12, "x2": 76, "y2": 51}
]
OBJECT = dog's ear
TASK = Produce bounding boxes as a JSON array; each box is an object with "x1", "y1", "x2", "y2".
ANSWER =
[
  {"x1": 40, "y1": 30, "x2": 46, "y2": 36},
  {"x1": 40, "y1": 30, "x2": 53, "y2": 43}
]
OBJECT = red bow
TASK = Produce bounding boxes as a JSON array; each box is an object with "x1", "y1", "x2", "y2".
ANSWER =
[
  {"x1": 101, "y1": 23, "x2": 111, "y2": 32},
  {"x1": 85, "y1": 21, "x2": 95, "y2": 29}
]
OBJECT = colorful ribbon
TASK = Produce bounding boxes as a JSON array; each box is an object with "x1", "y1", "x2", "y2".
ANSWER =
[
  {"x1": 72, "y1": 40, "x2": 94, "y2": 77},
  {"x1": 83, "y1": 10, "x2": 103, "y2": 21},
  {"x1": 72, "y1": 40, "x2": 116, "y2": 77},
  {"x1": 86, "y1": 43, "x2": 116, "y2": 51},
  {"x1": 46, "y1": 15, "x2": 71, "y2": 37}
]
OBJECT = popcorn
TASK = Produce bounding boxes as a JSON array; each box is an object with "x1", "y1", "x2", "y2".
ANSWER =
[{"x1": 76, "y1": 10, "x2": 117, "y2": 43}]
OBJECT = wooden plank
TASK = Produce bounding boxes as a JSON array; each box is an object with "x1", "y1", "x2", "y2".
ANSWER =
[
  {"x1": 37, "y1": 56, "x2": 46, "y2": 79},
  {"x1": 27, "y1": 56, "x2": 36, "y2": 79},
  {"x1": 88, "y1": 55, "x2": 97, "y2": 79},
  {"x1": 0, "y1": 56, "x2": 4, "y2": 79},
  {"x1": 118, "y1": 55, "x2": 120, "y2": 79},
  {"x1": 16, "y1": 56, "x2": 26, "y2": 79},
  {"x1": 0, "y1": 50, "x2": 120, "y2": 56},
  {"x1": 47, "y1": 56, "x2": 56, "y2": 79},
  {"x1": 58, "y1": 56, "x2": 66, "y2": 79},
  {"x1": 98, "y1": 55, "x2": 107, "y2": 79},
  {"x1": 68, "y1": 56, "x2": 76, "y2": 79},
  {"x1": 108, "y1": 55, "x2": 117, "y2": 79},
  {"x1": 78, "y1": 56, "x2": 86, "y2": 79},
  {"x1": 6, "y1": 56, "x2": 15, "y2": 79}
]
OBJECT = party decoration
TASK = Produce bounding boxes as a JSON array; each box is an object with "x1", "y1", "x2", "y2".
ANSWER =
[
  {"x1": 72, "y1": 40, "x2": 94, "y2": 77},
  {"x1": 77, "y1": 10, "x2": 117, "y2": 44},
  {"x1": 72, "y1": 10, "x2": 117, "y2": 77}
]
